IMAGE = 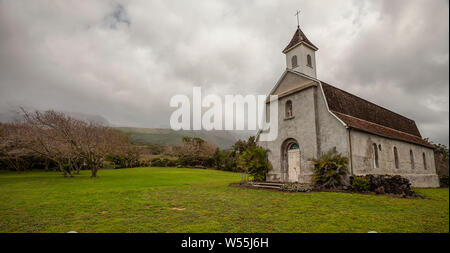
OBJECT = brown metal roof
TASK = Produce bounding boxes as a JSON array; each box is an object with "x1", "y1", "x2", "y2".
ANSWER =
[
  {"x1": 283, "y1": 26, "x2": 318, "y2": 53},
  {"x1": 321, "y1": 82, "x2": 433, "y2": 148}
]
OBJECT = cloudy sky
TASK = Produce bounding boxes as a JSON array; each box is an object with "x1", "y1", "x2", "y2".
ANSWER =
[{"x1": 0, "y1": 0, "x2": 448, "y2": 145}]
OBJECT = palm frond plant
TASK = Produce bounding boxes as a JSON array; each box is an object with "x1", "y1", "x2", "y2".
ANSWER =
[{"x1": 309, "y1": 147, "x2": 349, "y2": 190}]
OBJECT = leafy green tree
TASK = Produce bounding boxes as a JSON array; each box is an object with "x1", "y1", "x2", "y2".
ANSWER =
[
  {"x1": 212, "y1": 148, "x2": 226, "y2": 170},
  {"x1": 239, "y1": 146, "x2": 270, "y2": 181},
  {"x1": 231, "y1": 136, "x2": 256, "y2": 155},
  {"x1": 424, "y1": 138, "x2": 449, "y2": 161}
]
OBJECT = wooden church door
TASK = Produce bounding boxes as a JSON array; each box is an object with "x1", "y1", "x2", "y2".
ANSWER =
[{"x1": 287, "y1": 143, "x2": 300, "y2": 182}]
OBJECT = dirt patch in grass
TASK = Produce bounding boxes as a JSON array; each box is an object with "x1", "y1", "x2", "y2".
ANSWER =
[{"x1": 229, "y1": 183, "x2": 282, "y2": 192}]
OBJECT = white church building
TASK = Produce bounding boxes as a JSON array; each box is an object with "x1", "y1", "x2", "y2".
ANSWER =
[{"x1": 256, "y1": 24, "x2": 440, "y2": 188}]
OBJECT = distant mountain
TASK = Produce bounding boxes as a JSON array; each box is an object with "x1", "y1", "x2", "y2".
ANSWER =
[
  {"x1": 0, "y1": 111, "x2": 22, "y2": 123},
  {"x1": 0, "y1": 108, "x2": 254, "y2": 149},
  {"x1": 116, "y1": 127, "x2": 255, "y2": 149},
  {"x1": 61, "y1": 111, "x2": 110, "y2": 126}
]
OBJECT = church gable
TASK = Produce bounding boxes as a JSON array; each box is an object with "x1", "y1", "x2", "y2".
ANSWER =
[{"x1": 271, "y1": 71, "x2": 317, "y2": 97}]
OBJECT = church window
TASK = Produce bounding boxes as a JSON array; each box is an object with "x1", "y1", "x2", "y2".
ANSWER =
[
  {"x1": 289, "y1": 143, "x2": 299, "y2": 150},
  {"x1": 423, "y1": 153, "x2": 427, "y2": 170},
  {"x1": 373, "y1": 143, "x2": 379, "y2": 168},
  {"x1": 285, "y1": 100, "x2": 293, "y2": 118},
  {"x1": 393, "y1": 147, "x2": 399, "y2": 169},
  {"x1": 410, "y1": 150, "x2": 415, "y2": 169},
  {"x1": 291, "y1": 55, "x2": 298, "y2": 68},
  {"x1": 307, "y1": 54, "x2": 312, "y2": 67}
]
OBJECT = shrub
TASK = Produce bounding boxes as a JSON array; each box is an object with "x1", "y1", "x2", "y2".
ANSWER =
[
  {"x1": 106, "y1": 152, "x2": 140, "y2": 169},
  {"x1": 309, "y1": 147, "x2": 349, "y2": 189},
  {"x1": 0, "y1": 155, "x2": 56, "y2": 171},
  {"x1": 177, "y1": 155, "x2": 213, "y2": 168},
  {"x1": 350, "y1": 176, "x2": 370, "y2": 192},
  {"x1": 138, "y1": 159, "x2": 150, "y2": 167},
  {"x1": 151, "y1": 157, "x2": 169, "y2": 167},
  {"x1": 166, "y1": 159, "x2": 179, "y2": 167},
  {"x1": 213, "y1": 148, "x2": 226, "y2": 170},
  {"x1": 174, "y1": 137, "x2": 216, "y2": 168},
  {"x1": 238, "y1": 146, "x2": 270, "y2": 182},
  {"x1": 439, "y1": 175, "x2": 449, "y2": 188},
  {"x1": 223, "y1": 152, "x2": 241, "y2": 172},
  {"x1": 280, "y1": 182, "x2": 312, "y2": 192},
  {"x1": 204, "y1": 157, "x2": 215, "y2": 168}
]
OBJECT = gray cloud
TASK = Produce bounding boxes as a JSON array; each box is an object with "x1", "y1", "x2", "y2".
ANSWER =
[{"x1": 0, "y1": 0, "x2": 448, "y2": 145}]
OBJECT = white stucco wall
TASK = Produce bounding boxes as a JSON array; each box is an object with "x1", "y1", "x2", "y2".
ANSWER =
[
  {"x1": 285, "y1": 44, "x2": 317, "y2": 78},
  {"x1": 259, "y1": 86, "x2": 318, "y2": 183},
  {"x1": 272, "y1": 72, "x2": 314, "y2": 95},
  {"x1": 350, "y1": 130, "x2": 439, "y2": 187},
  {"x1": 316, "y1": 84, "x2": 348, "y2": 156}
]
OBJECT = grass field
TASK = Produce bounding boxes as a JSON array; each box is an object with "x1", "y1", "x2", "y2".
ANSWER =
[{"x1": 0, "y1": 167, "x2": 448, "y2": 233}]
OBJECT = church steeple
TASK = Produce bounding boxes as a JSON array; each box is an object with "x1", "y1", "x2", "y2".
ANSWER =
[
  {"x1": 283, "y1": 26, "x2": 318, "y2": 53},
  {"x1": 283, "y1": 24, "x2": 318, "y2": 78}
]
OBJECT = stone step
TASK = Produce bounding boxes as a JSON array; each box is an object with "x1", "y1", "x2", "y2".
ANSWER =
[
  {"x1": 253, "y1": 182, "x2": 284, "y2": 187},
  {"x1": 265, "y1": 181, "x2": 284, "y2": 184},
  {"x1": 251, "y1": 184, "x2": 281, "y2": 190}
]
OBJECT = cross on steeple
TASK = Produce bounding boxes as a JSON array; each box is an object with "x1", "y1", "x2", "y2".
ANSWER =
[{"x1": 295, "y1": 10, "x2": 300, "y2": 27}]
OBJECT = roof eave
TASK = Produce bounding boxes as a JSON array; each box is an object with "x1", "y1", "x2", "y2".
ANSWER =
[
  {"x1": 282, "y1": 41, "x2": 318, "y2": 54},
  {"x1": 348, "y1": 126, "x2": 434, "y2": 149}
]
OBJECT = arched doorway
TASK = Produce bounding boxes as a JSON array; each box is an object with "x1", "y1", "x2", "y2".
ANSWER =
[{"x1": 281, "y1": 138, "x2": 301, "y2": 182}]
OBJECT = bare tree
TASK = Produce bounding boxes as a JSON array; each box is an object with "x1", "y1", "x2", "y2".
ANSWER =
[
  {"x1": 0, "y1": 123, "x2": 35, "y2": 172},
  {"x1": 20, "y1": 109, "x2": 131, "y2": 177},
  {"x1": 21, "y1": 110, "x2": 74, "y2": 177},
  {"x1": 1, "y1": 109, "x2": 134, "y2": 177},
  {"x1": 175, "y1": 137, "x2": 216, "y2": 167}
]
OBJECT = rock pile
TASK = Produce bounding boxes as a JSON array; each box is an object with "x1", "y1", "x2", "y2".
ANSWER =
[
  {"x1": 362, "y1": 174, "x2": 417, "y2": 197},
  {"x1": 280, "y1": 182, "x2": 313, "y2": 192}
]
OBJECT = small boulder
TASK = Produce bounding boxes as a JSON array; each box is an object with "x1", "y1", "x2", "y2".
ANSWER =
[{"x1": 374, "y1": 186, "x2": 385, "y2": 195}]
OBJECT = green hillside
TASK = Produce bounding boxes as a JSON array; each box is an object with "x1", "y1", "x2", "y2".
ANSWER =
[{"x1": 116, "y1": 127, "x2": 254, "y2": 149}]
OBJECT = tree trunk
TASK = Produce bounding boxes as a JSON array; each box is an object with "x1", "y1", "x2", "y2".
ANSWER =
[
  {"x1": 44, "y1": 158, "x2": 49, "y2": 172},
  {"x1": 13, "y1": 157, "x2": 22, "y2": 172},
  {"x1": 58, "y1": 163, "x2": 72, "y2": 177},
  {"x1": 91, "y1": 168, "x2": 98, "y2": 177},
  {"x1": 68, "y1": 158, "x2": 74, "y2": 173},
  {"x1": 75, "y1": 163, "x2": 80, "y2": 174}
]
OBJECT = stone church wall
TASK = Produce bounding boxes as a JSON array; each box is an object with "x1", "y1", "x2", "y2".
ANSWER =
[
  {"x1": 260, "y1": 86, "x2": 318, "y2": 183},
  {"x1": 285, "y1": 44, "x2": 317, "y2": 78},
  {"x1": 316, "y1": 84, "x2": 348, "y2": 156},
  {"x1": 260, "y1": 82, "x2": 352, "y2": 183},
  {"x1": 350, "y1": 130, "x2": 439, "y2": 187}
]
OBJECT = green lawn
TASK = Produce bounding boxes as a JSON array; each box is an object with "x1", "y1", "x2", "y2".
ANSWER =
[{"x1": 0, "y1": 167, "x2": 448, "y2": 233}]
